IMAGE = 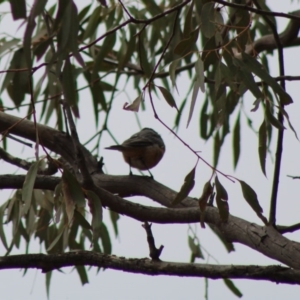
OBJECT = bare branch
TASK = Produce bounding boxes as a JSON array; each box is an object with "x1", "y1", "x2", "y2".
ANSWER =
[{"x1": 0, "y1": 251, "x2": 299, "y2": 284}]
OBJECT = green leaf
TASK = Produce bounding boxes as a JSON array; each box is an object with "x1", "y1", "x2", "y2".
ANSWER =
[
  {"x1": 174, "y1": 28, "x2": 199, "y2": 57},
  {"x1": 110, "y1": 210, "x2": 119, "y2": 237},
  {"x1": 233, "y1": 58, "x2": 263, "y2": 100},
  {"x1": 86, "y1": 190, "x2": 103, "y2": 242},
  {"x1": 187, "y1": 78, "x2": 200, "y2": 128},
  {"x1": 62, "y1": 169, "x2": 85, "y2": 224},
  {"x1": 195, "y1": 56, "x2": 205, "y2": 93},
  {"x1": 258, "y1": 120, "x2": 267, "y2": 176},
  {"x1": 92, "y1": 33, "x2": 116, "y2": 81},
  {"x1": 62, "y1": 58, "x2": 78, "y2": 116},
  {"x1": 183, "y1": 0, "x2": 195, "y2": 38},
  {"x1": 9, "y1": 0, "x2": 26, "y2": 19},
  {"x1": 46, "y1": 271, "x2": 52, "y2": 300},
  {"x1": 241, "y1": 53, "x2": 293, "y2": 105},
  {"x1": 233, "y1": 112, "x2": 241, "y2": 169},
  {"x1": 207, "y1": 224, "x2": 235, "y2": 253},
  {"x1": 201, "y1": 2, "x2": 216, "y2": 38},
  {"x1": 199, "y1": 181, "x2": 213, "y2": 228},
  {"x1": 75, "y1": 265, "x2": 89, "y2": 285},
  {"x1": 0, "y1": 203, "x2": 9, "y2": 250},
  {"x1": 188, "y1": 236, "x2": 204, "y2": 262},
  {"x1": 82, "y1": 6, "x2": 101, "y2": 41},
  {"x1": 157, "y1": 86, "x2": 178, "y2": 110},
  {"x1": 215, "y1": 176, "x2": 229, "y2": 222},
  {"x1": 100, "y1": 223, "x2": 112, "y2": 254},
  {"x1": 213, "y1": 131, "x2": 221, "y2": 167},
  {"x1": 239, "y1": 180, "x2": 263, "y2": 214},
  {"x1": 22, "y1": 161, "x2": 40, "y2": 216},
  {"x1": 46, "y1": 224, "x2": 65, "y2": 252},
  {"x1": 74, "y1": 210, "x2": 92, "y2": 230},
  {"x1": 223, "y1": 278, "x2": 243, "y2": 298},
  {"x1": 172, "y1": 167, "x2": 196, "y2": 205},
  {"x1": 265, "y1": 104, "x2": 284, "y2": 130},
  {"x1": 5, "y1": 49, "x2": 30, "y2": 106},
  {"x1": 169, "y1": 59, "x2": 180, "y2": 88}
]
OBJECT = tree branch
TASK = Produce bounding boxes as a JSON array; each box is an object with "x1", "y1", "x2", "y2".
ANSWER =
[
  {"x1": 0, "y1": 251, "x2": 299, "y2": 284},
  {"x1": 2, "y1": 112, "x2": 300, "y2": 269}
]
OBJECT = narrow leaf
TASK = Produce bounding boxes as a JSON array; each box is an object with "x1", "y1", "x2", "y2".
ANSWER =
[
  {"x1": 241, "y1": 53, "x2": 293, "y2": 105},
  {"x1": 62, "y1": 169, "x2": 85, "y2": 224},
  {"x1": 62, "y1": 58, "x2": 78, "y2": 115},
  {"x1": 201, "y1": 2, "x2": 216, "y2": 38},
  {"x1": 198, "y1": 181, "x2": 213, "y2": 228},
  {"x1": 22, "y1": 161, "x2": 40, "y2": 216},
  {"x1": 215, "y1": 176, "x2": 229, "y2": 222},
  {"x1": 188, "y1": 236, "x2": 204, "y2": 262},
  {"x1": 46, "y1": 271, "x2": 52, "y2": 300},
  {"x1": 110, "y1": 210, "x2": 119, "y2": 237},
  {"x1": 195, "y1": 56, "x2": 205, "y2": 92},
  {"x1": 239, "y1": 180, "x2": 263, "y2": 213},
  {"x1": 75, "y1": 265, "x2": 89, "y2": 285},
  {"x1": 233, "y1": 113, "x2": 241, "y2": 169},
  {"x1": 265, "y1": 104, "x2": 285, "y2": 130},
  {"x1": 157, "y1": 86, "x2": 178, "y2": 110},
  {"x1": 187, "y1": 78, "x2": 200, "y2": 128},
  {"x1": 100, "y1": 223, "x2": 112, "y2": 254},
  {"x1": 223, "y1": 278, "x2": 243, "y2": 298},
  {"x1": 207, "y1": 224, "x2": 235, "y2": 253},
  {"x1": 172, "y1": 167, "x2": 196, "y2": 205},
  {"x1": 86, "y1": 190, "x2": 103, "y2": 242},
  {"x1": 169, "y1": 59, "x2": 180, "y2": 89},
  {"x1": 174, "y1": 28, "x2": 199, "y2": 56},
  {"x1": 258, "y1": 120, "x2": 267, "y2": 176}
]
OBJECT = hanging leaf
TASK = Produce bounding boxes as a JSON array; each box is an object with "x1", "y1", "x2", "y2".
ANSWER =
[
  {"x1": 100, "y1": 223, "x2": 112, "y2": 254},
  {"x1": 201, "y1": 2, "x2": 216, "y2": 38},
  {"x1": 241, "y1": 53, "x2": 293, "y2": 105},
  {"x1": 215, "y1": 176, "x2": 229, "y2": 222},
  {"x1": 46, "y1": 271, "x2": 52, "y2": 300},
  {"x1": 265, "y1": 104, "x2": 285, "y2": 130},
  {"x1": 198, "y1": 181, "x2": 213, "y2": 228},
  {"x1": 174, "y1": 28, "x2": 199, "y2": 56},
  {"x1": 75, "y1": 265, "x2": 89, "y2": 285},
  {"x1": 233, "y1": 112, "x2": 241, "y2": 169},
  {"x1": 223, "y1": 278, "x2": 243, "y2": 298},
  {"x1": 22, "y1": 161, "x2": 40, "y2": 216},
  {"x1": 258, "y1": 120, "x2": 267, "y2": 176},
  {"x1": 62, "y1": 169, "x2": 85, "y2": 224},
  {"x1": 195, "y1": 56, "x2": 205, "y2": 93},
  {"x1": 169, "y1": 59, "x2": 180, "y2": 89},
  {"x1": 157, "y1": 86, "x2": 178, "y2": 110},
  {"x1": 86, "y1": 190, "x2": 103, "y2": 242},
  {"x1": 207, "y1": 224, "x2": 235, "y2": 253},
  {"x1": 239, "y1": 180, "x2": 268, "y2": 224},
  {"x1": 187, "y1": 78, "x2": 200, "y2": 128},
  {"x1": 172, "y1": 167, "x2": 196, "y2": 205},
  {"x1": 188, "y1": 236, "x2": 204, "y2": 262},
  {"x1": 110, "y1": 210, "x2": 120, "y2": 237}
]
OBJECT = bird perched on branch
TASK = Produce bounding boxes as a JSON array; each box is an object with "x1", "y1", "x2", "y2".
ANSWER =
[{"x1": 105, "y1": 128, "x2": 165, "y2": 177}]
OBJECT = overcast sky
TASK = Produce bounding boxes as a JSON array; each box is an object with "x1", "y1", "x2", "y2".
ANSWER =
[{"x1": 1, "y1": 1, "x2": 300, "y2": 299}]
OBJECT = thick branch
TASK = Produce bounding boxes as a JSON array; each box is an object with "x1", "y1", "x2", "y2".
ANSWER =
[
  {"x1": 2, "y1": 113, "x2": 300, "y2": 269},
  {"x1": 0, "y1": 251, "x2": 299, "y2": 284},
  {"x1": 0, "y1": 112, "x2": 98, "y2": 174}
]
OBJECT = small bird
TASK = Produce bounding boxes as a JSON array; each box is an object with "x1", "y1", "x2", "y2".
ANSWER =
[{"x1": 105, "y1": 128, "x2": 165, "y2": 177}]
